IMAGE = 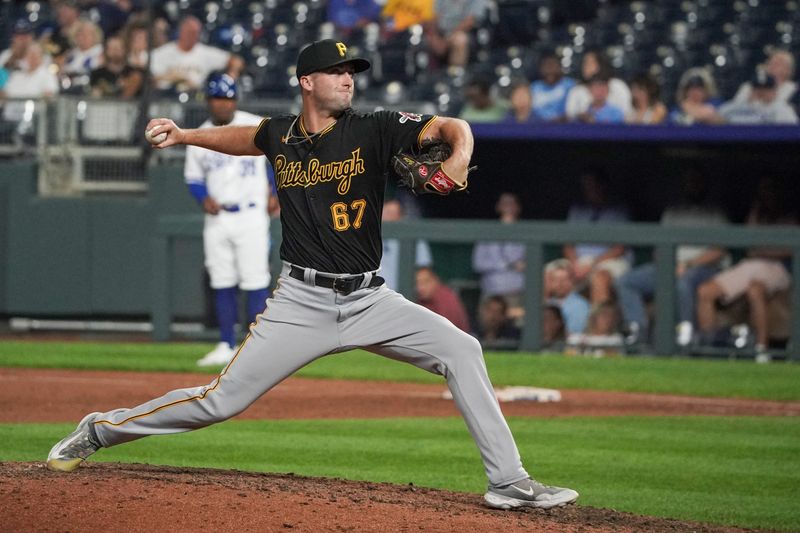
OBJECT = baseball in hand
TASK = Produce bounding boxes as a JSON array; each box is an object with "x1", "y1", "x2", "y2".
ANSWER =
[{"x1": 145, "y1": 128, "x2": 168, "y2": 144}]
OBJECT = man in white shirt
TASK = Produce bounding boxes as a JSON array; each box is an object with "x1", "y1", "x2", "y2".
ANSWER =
[
  {"x1": 151, "y1": 16, "x2": 244, "y2": 92},
  {"x1": 733, "y1": 49, "x2": 796, "y2": 105}
]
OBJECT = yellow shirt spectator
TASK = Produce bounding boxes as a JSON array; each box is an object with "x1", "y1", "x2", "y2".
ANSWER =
[{"x1": 382, "y1": 0, "x2": 434, "y2": 31}]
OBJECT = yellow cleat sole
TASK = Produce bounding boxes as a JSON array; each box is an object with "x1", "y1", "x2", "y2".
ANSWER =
[{"x1": 46, "y1": 458, "x2": 83, "y2": 472}]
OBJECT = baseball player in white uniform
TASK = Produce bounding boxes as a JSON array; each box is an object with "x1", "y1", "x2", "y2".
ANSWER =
[{"x1": 184, "y1": 73, "x2": 273, "y2": 366}]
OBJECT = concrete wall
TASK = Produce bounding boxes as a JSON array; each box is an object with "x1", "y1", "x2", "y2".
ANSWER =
[{"x1": 0, "y1": 162, "x2": 205, "y2": 318}]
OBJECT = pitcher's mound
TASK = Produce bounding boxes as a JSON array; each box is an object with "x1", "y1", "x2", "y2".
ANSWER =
[{"x1": 1, "y1": 462, "x2": 748, "y2": 532}]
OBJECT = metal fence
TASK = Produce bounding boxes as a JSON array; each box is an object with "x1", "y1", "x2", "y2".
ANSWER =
[{"x1": 0, "y1": 95, "x2": 436, "y2": 196}]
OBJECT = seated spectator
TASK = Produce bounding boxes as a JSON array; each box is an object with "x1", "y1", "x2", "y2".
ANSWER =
[
  {"x1": 542, "y1": 304, "x2": 566, "y2": 349},
  {"x1": 380, "y1": 199, "x2": 433, "y2": 290},
  {"x1": 502, "y1": 80, "x2": 538, "y2": 124},
  {"x1": 150, "y1": 16, "x2": 244, "y2": 93},
  {"x1": 670, "y1": 68, "x2": 723, "y2": 125},
  {"x1": 1, "y1": 42, "x2": 58, "y2": 121},
  {"x1": 90, "y1": 35, "x2": 144, "y2": 98},
  {"x1": 424, "y1": 0, "x2": 487, "y2": 69},
  {"x1": 576, "y1": 72, "x2": 625, "y2": 124},
  {"x1": 615, "y1": 170, "x2": 729, "y2": 346},
  {"x1": 415, "y1": 267, "x2": 471, "y2": 332},
  {"x1": 530, "y1": 51, "x2": 575, "y2": 122},
  {"x1": 719, "y1": 71, "x2": 799, "y2": 125},
  {"x1": 563, "y1": 169, "x2": 631, "y2": 305},
  {"x1": 696, "y1": 176, "x2": 798, "y2": 361},
  {"x1": 472, "y1": 192, "x2": 525, "y2": 309},
  {"x1": 1, "y1": 20, "x2": 36, "y2": 72},
  {"x1": 327, "y1": 0, "x2": 382, "y2": 37},
  {"x1": 566, "y1": 49, "x2": 632, "y2": 121},
  {"x1": 458, "y1": 76, "x2": 507, "y2": 123},
  {"x1": 124, "y1": 18, "x2": 170, "y2": 71},
  {"x1": 733, "y1": 49, "x2": 796, "y2": 105},
  {"x1": 62, "y1": 20, "x2": 104, "y2": 77},
  {"x1": 43, "y1": 0, "x2": 82, "y2": 58},
  {"x1": 626, "y1": 72, "x2": 667, "y2": 124},
  {"x1": 544, "y1": 259, "x2": 591, "y2": 336},
  {"x1": 475, "y1": 296, "x2": 521, "y2": 349},
  {"x1": 381, "y1": 0, "x2": 434, "y2": 33},
  {"x1": 566, "y1": 301, "x2": 624, "y2": 356}
]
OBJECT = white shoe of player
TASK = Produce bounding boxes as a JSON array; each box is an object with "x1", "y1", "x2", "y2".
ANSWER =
[{"x1": 197, "y1": 342, "x2": 235, "y2": 367}]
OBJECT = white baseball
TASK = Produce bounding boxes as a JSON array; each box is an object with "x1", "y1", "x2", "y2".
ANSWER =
[{"x1": 145, "y1": 128, "x2": 168, "y2": 144}]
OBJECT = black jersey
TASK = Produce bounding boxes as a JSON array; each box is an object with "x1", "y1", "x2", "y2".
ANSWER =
[{"x1": 253, "y1": 108, "x2": 436, "y2": 274}]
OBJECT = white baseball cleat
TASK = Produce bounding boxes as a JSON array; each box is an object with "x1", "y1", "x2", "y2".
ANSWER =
[
  {"x1": 46, "y1": 412, "x2": 102, "y2": 472},
  {"x1": 196, "y1": 342, "x2": 235, "y2": 366},
  {"x1": 484, "y1": 478, "x2": 579, "y2": 510}
]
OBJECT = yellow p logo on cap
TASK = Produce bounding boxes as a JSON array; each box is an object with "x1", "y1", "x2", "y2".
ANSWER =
[{"x1": 336, "y1": 42, "x2": 347, "y2": 57}]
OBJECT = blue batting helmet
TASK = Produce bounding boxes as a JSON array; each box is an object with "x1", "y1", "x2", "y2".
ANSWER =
[{"x1": 206, "y1": 72, "x2": 238, "y2": 99}]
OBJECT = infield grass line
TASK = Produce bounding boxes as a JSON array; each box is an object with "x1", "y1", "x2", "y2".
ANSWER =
[
  {"x1": 2, "y1": 416, "x2": 798, "y2": 531},
  {"x1": 1, "y1": 340, "x2": 799, "y2": 400}
]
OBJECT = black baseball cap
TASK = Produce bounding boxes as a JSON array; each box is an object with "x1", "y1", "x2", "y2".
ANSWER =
[{"x1": 296, "y1": 39, "x2": 370, "y2": 78}]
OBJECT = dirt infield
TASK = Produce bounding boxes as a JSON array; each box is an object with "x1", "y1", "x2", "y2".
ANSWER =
[
  {"x1": 3, "y1": 367, "x2": 791, "y2": 532},
  {"x1": 2, "y1": 367, "x2": 798, "y2": 423},
  {"x1": 0, "y1": 462, "x2": 754, "y2": 533}
]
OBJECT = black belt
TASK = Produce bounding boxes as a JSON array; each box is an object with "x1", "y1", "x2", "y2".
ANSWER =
[{"x1": 289, "y1": 266, "x2": 384, "y2": 295}]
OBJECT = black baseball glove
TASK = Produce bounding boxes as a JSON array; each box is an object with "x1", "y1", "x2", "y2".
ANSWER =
[{"x1": 392, "y1": 139, "x2": 472, "y2": 195}]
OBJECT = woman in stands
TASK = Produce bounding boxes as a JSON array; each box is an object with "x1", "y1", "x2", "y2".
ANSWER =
[
  {"x1": 670, "y1": 67, "x2": 723, "y2": 125},
  {"x1": 626, "y1": 72, "x2": 667, "y2": 124}
]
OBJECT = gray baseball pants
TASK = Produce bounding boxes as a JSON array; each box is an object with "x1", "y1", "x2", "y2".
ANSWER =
[{"x1": 93, "y1": 263, "x2": 529, "y2": 486}]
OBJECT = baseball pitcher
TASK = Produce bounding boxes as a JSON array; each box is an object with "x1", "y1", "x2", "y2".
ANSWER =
[{"x1": 47, "y1": 39, "x2": 579, "y2": 510}]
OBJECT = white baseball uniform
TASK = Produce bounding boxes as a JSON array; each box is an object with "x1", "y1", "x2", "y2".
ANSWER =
[{"x1": 184, "y1": 110, "x2": 271, "y2": 290}]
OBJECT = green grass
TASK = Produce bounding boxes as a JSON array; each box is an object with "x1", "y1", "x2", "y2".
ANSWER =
[
  {"x1": 1, "y1": 340, "x2": 799, "y2": 400},
  {"x1": 5, "y1": 416, "x2": 799, "y2": 531}
]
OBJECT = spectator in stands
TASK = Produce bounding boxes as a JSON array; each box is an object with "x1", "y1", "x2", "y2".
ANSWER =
[
  {"x1": 90, "y1": 0, "x2": 134, "y2": 39},
  {"x1": 40, "y1": 0, "x2": 82, "y2": 66},
  {"x1": 0, "y1": 20, "x2": 36, "y2": 72},
  {"x1": 472, "y1": 192, "x2": 525, "y2": 310},
  {"x1": 542, "y1": 304, "x2": 566, "y2": 349},
  {"x1": 626, "y1": 72, "x2": 667, "y2": 124},
  {"x1": 415, "y1": 266, "x2": 471, "y2": 332},
  {"x1": 696, "y1": 176, "x2": 798, "y2": 361},
  {"x1": 150, "y1": 16, "x2": 244, "y2": 93},
  {"x1": 62, "y1": 20, "x2": 104, "y2": 77},
  {"x1": 1, "y1": 42, "x2": 58, "y2": 123},
  {"x1": 544, "y1": 259, "x2": 591, "y2": 336},
  {"x1": 123, "y1": 21, "x2": 161, "y2": 70},
  {"x1": 563, "y1": 168, "x2": 631, "y2": 305},
  {"x1": 719, "y1": 71, "x2": 799, "y2": 125},
  {"x1": 328, "y1": 0, "x2": 382, "y2": 37},
  {"x1": 475, "y1": 296, "x2": 521, "y2": 349},
  {"x1": 734, "y1": 49, "x2": 796, "y2": 105},
  {"x1": 615, "y1": 170, "x2": 729, "y2": 347},
  {"x1": 1, "y1": 42, "x2": 58, "y2": 101},
  {"x1": 530, "y1": 51, "x2": 575, "y2": 122},
  {"x1": 576, "y1": 72, "x2": 625, "y2": 124},
  {"x1": 55, "y1": 0, "x2": 82, "y2": 46},
  {"x1": 566, "y1": 49, "x2": 631, "y2": 121},
  {"x1": 424, "y1": 0, "x2": 487, "y2": 69},
  {"x1": 381, "y1": 0, "x2": 434, "y2": 33},
  {"x1": 503, "y1": 80, "x2": 538, "y2": 124},
  {"x1": 380, "y1": 199, "x2": 433, "y2": 290},
  {"x1": 90, "y1": 35, "x2": 144, "y2": 98},
  {"x1": 670, "y1": 68, "x2": 723, "y2": 125},
  {"x1": 459, "y1": 76, "x2": 507, "y2": 123}
]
